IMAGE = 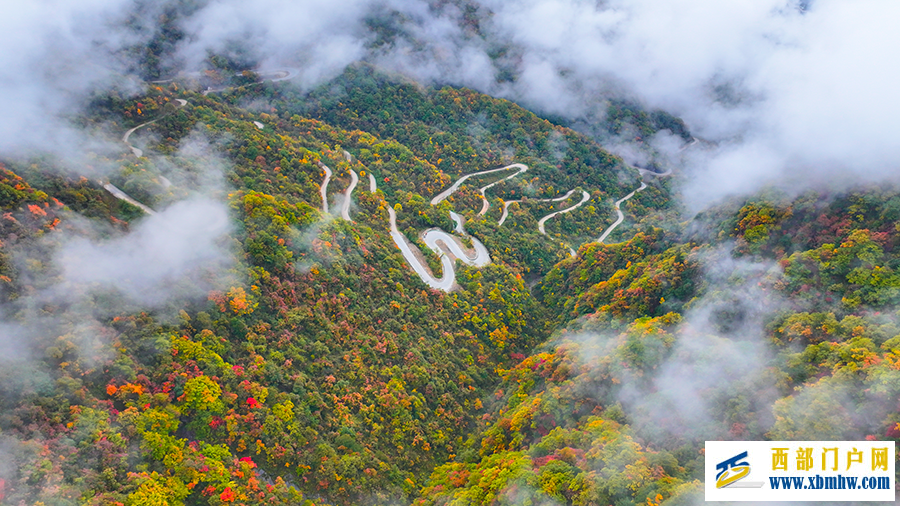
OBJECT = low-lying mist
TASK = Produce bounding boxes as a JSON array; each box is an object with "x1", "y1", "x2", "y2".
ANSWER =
[{"x1": 4, "y1": 0, "x2": 900, "y2": 211}]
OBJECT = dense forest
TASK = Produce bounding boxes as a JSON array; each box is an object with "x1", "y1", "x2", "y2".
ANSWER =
[{"x1": 1, "y1": 60, "x2": 899, "y2": 506}]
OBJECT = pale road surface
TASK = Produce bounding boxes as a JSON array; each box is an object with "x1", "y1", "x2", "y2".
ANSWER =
[
  {"x1": 449, "y1": 211, "x2": 466, "y2": 234},
  {"x1": 594, "y1": 137, "x2": 697, "y2": 244},
  {"x1": 203, "y1": 68, "x2": 299, "y2": 95},
  {"x1": 447, "y1": 211, "x2": 489, "y2": 263},
  {"x1": 387, "y1": 207, "x2": 456, "y2": 291},
  {"x1": 263, "y1": 68, "x2": 300, "y2": 82},
  {"x1": 596, "y1": 181, "x2": 647, "y2": 243},
  {"x1": 109, "y1": 98, "x2": 190, "y2": 213},
  {"x1": 386, "y1": 206, "x2": 491, "y2": 292},
  {"x1": 399, "y1": 161, "x2": 595, "y2": 287},
  {"x1": 102, "y1": 182, "x2": 157, "y2": 215},
  {"x1": 430, "y1": 163, "x2": 528, "y2": 206},
  {"x1": 317, "y1": 162, "x2": 332, "y2": 214},
  {"x1": 122, "y1": 99, "x2": 187, "y2": 158},
  {"x1": 150, "y1": 67, "x2": 298, "y2": 84},
  {"x1": 476, "y1": 164, "x2": 529, "y2": 215},
  {"x1": 537, "y1": 190, "x2": 590, "y2": 235},
  {"x1": 122, "y1": 123, "x2": 149, "y2": 157},
  {"x1": 422, "y1": 224, "x2": 490, "y2": 268},
  {"x1": 340, "y1": 169, "x2": 359, "y2": 221},
  {"x1": 637, "y1": 167, "x2": 672, "y2": 177},
  {"x1": 333, "y1": 137, "x2": 699, "y2": 288},
  {"x1": 383, "y1": 159, "x2": 513, "y2": 291},
  {"x1": 498, "y1": 189, "x2": 577, "y2": 227},
  {"x1": 343, "y1": 153, "x2": 481, "y2": 291}
]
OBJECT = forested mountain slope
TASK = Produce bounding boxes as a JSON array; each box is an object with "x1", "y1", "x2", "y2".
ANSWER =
[
  {"x1": 1, "y1": 65, "x2": 899, "y2": 506},
  {"x1": 0, "y1": 68, "x2": 671, "y2": 505}
]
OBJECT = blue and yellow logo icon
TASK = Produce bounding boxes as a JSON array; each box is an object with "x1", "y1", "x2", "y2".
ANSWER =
[{"x1": 716, "y1": 451, "x2": 751, "y2": 488}]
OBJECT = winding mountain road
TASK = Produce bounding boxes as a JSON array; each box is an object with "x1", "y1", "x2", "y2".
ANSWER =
[
  {"x1": 423, "y1": 223, "x2": 490, "y2": 269},
  {"x1": 340, "y1": 169, "x2": 359, "y2": 221},
  {"x1": 113, "y1": 80, "x2": 699, "y2": 293},
  {"x1": 122, "y1": 99, "x2": 187, "y2": 158},
  {"x1": 122, "y1": 124, "x2": 147, "y2": 157},
  {"x1": 102, "y1": 182, "x2": 156, "y2": 215},
  {"x1": 449, "y1": 211, "x2": 466, "y2": 234},
  {"x1": 263, "y1": 68, "x2": 300, "y2": 82},
  {"x1": 378, "y1": 161, "x2": 534, "y2": 291},
  {"x1": 387, "y1": 206, "x2": 490, "y2": 291},
  {"x1": 595, "y1": 137, "x2": 697, "y2": 243},
  {"x1": 201, "y1": 67, "x2": 299, "y2": 95},
  {"x1": 344, "y1": 149, "x2": 378, "y2": 193},
  {"x1": 430, "y1": 163, "x2": 528, "y2": 207},
  {"x1": 107, "y1": 98, "x2": 193, "y2": 214},
  {"x1": 393, "y1": 161, "x2": 596, "y2": 287},
  {"x1": 596, "y1": 181, "x2": 647, "y2": 243},
  {"x1": 498, "y1": 189, "x2": 577, "y2": 227},
  {"x1": 475, "y1": 164, "x2": 529, "y2": 215},
  {"x1": 537, "y1": 190, "x2": 591, "y2": 235},
  {"x1": 107, "y1": 67, "x2": 297, "y2": 217},
  {"x1": 331, "y1": 151, "x2": 489, "y2": 290}
]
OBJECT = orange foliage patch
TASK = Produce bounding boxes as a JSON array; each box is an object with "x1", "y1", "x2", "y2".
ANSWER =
[
  {"x1": 228, "y1": 287, "x2": 253, "y2": 314},
  {"x1": 220, "y1": 487, "x2": 235, "y2": 502}
]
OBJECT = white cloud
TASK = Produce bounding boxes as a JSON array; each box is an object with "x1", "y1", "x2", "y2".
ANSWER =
[
  {"x1": 479, "y1": 0, "x2": 900, "y2": 206},
  {"x1": 0, "y1": 0, "x2": 149, "y2": 159},
  {"x1": 57, "y1": 197, "x2": 233, "y2": 306},
  {"x1": 2, "y1": 0, "x2": 898, "y2": 208}
]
